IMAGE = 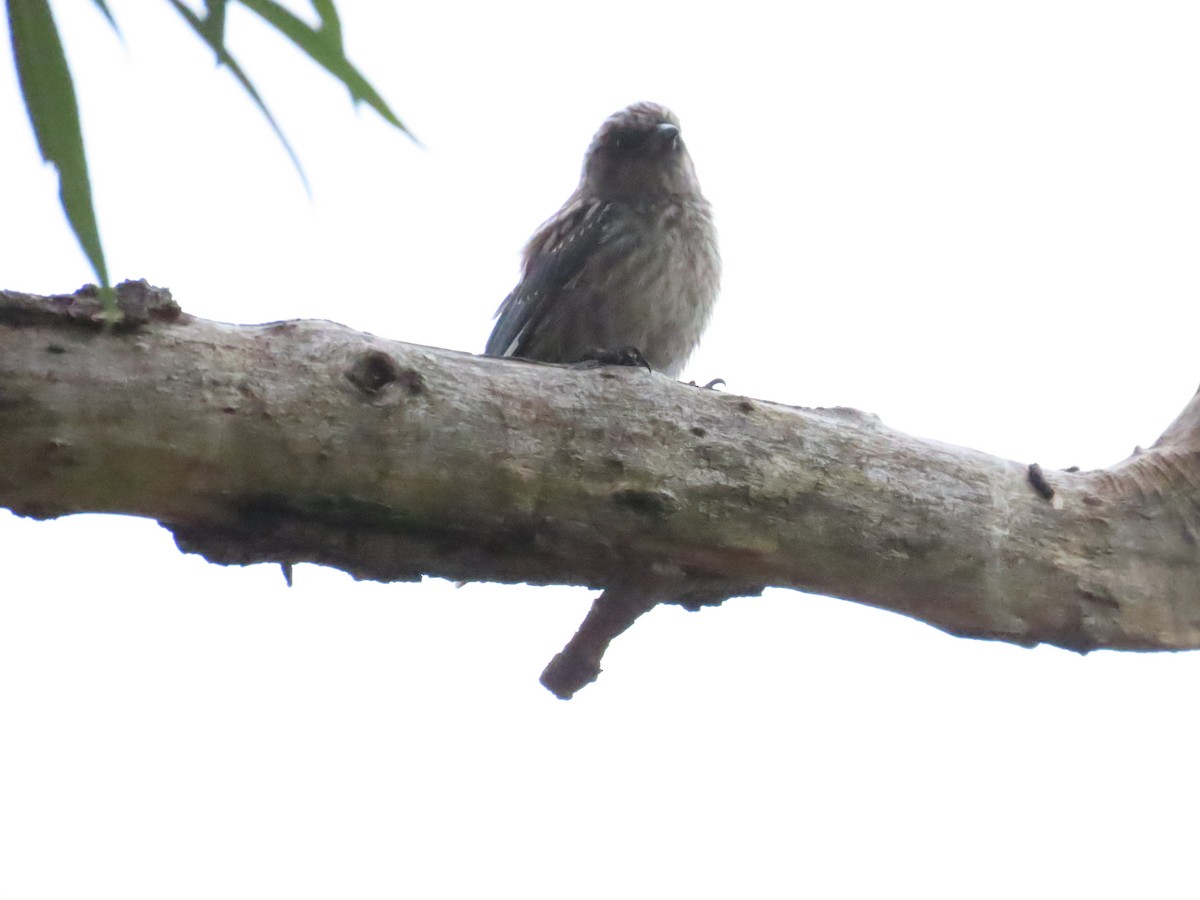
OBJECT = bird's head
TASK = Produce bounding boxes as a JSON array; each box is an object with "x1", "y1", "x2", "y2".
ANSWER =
[{"x1": 579, "y1": 102, "x2": 702, "y2": 200}]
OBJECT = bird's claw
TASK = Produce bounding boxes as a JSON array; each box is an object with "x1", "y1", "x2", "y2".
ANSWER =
[{"x1": 579, "y1": 346, "x2": 653, "y2": 373}]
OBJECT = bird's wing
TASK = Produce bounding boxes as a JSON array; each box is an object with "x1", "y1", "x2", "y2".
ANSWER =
[{"x1": 485, "y1": 198, "x2": 612, "y2": 358}]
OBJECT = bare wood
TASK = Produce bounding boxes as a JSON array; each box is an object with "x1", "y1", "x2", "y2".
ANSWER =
[
  {"x1": 539, "y1": 572, "x2": 663, "y2": 699},
  {"x1": 3, "y1": 282, "x2": 1199, "y2": 692}
]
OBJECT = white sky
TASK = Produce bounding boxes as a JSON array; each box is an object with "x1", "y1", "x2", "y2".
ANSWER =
[{"x1": 3, "y1": 2, "x2": 1200, "y2": 897}]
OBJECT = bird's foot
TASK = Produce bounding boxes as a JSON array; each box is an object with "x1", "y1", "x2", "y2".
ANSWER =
[{"x1": 575, "y1": 346, "x2": 653, "y2": 373}]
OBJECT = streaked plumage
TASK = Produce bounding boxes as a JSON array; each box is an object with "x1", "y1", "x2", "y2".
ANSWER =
[{"x1": 485, "y1": 102, "x2": 719, "y2": 379}]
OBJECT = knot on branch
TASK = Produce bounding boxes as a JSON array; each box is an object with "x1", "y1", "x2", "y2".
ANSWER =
[
  {"x1": 612, "y1": 486, "x2": 679, "y2": 517},
  {"x1": 346, "y1": 350, "x2": 426, "y2": 397},
  {"x1": 1027, "y1": 463, "x2": 1055, "y2": 500}
]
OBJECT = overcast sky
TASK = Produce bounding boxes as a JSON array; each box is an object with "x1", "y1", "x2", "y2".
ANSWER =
[{"x1": 3, "y1": 2, "x2": 1200, "y2": 897}]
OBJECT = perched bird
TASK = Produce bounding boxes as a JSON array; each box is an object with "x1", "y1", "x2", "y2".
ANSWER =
[{"x1": 485, "y1": 102, "x2": 720, "y2": 379}]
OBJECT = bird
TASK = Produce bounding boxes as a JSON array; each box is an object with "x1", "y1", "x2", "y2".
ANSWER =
[{"x1": 485, "y1": 102, "x2": 720, "y2": 379}]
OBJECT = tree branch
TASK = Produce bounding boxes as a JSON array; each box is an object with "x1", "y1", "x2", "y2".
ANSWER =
[{"x1": 3, "y1": 282, "x2": 1199, "y2": 694}]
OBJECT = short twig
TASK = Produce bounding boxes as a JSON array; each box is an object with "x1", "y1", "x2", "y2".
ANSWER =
[{"x1": 540, "y1": 573, "x2": 665, "y2": 699}]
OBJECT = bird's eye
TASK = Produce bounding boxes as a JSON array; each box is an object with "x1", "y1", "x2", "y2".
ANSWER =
[{"x1": 609, "y1": 130, "x2": 644, "y2": 152}]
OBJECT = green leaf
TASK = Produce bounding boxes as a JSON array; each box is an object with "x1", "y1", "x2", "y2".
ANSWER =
[
  {"x1": 7, "y1": 0, "x2": 110, "y2": 289},
  {"x1": 310, "y1": 0, "x2": 342, "y2": 48},
  {"x1": 237, "y1": 0, "x2": 412, "y2": 137},
  {"x1": 88, "y1": 0, "x2": 120, "y2": 35},
  {"x1": 166, "y1": 0, "x2": 311, "y2": 192}
]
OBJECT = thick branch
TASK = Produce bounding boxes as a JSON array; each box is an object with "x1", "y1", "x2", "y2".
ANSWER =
[{"x1": 3, "y1": 282, "x2": 1200, "y2": 684}]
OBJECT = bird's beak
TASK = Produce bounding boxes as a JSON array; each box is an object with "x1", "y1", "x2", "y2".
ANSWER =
[{"x1": 654, "y1": 122, "x2": 680, "y2": 151}]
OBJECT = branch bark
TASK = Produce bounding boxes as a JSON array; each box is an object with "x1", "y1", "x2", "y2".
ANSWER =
[{"x1": 3, "y1": 282, "x2": 1199, "y2": 695}]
